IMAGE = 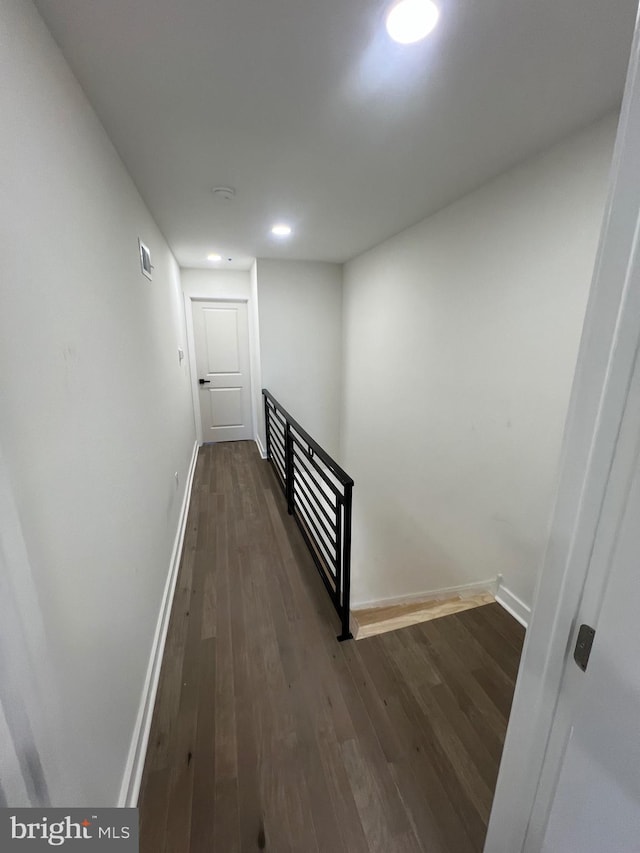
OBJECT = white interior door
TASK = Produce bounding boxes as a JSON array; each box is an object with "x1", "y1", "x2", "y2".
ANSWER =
[
  {"x1": 486, "y1": 21, "x2": 640, "y2": 851},
  {"x1": 539, "y1": 435, "x2": 640, "y2": 851},
  {"x1": 192, "y1": 300, "x2": 253, "y2": 443},
  {"x1": 529, "y1": 346, "x2": 640, "y2": 851}
]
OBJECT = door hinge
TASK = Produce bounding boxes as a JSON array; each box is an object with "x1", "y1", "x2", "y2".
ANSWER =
[{"x1": 573, "y1": 624, "x2": 596, "y2": 672}]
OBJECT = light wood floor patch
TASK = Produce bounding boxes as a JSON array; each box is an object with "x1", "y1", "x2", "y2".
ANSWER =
[
  {"x1": 138, "y1": 441, "x2": 524, "y2": 852},
  {"x1": 353, "y1": 593, "x2": 497, "y2": 639}
]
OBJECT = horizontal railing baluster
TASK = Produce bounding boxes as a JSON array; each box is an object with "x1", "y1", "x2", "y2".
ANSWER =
[
  {"x1": 271, "y1": 440, "x2": 286, "y2": 470},
  {"x1": 292, "y1": 468, "x2": 338, "y2": 532},
  {"x1": 294, "y1": 497, "x2": 338, "y2": 571},
  {"x1": 291, "y1": 436, "x2": 342, "y2": 497},
  {"x1": 272, "y1": 459, "x2": 286, "y2": 489},
  {"x1": 270, "y1": 415, "x2": 286, "y2": 441},
  {"x1": 292, "y1": 459, "x2": 341, "y2": 512},
  {"x1": 294, "y1": 479, "x2": 338, "y2": 550}
]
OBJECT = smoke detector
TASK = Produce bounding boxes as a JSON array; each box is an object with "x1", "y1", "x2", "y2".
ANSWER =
[{"x1": 212, "y1": 186, "x2": 236, "y2": 201}]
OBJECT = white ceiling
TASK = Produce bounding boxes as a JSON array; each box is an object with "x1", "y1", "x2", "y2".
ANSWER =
[{"x1": 35, "y1": 0, "x2": 637, "y2": 270}]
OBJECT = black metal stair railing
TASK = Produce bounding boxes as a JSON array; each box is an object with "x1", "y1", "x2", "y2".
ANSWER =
[{"x1": 262, "y1": 389, "x2": 354, "y2": 641}]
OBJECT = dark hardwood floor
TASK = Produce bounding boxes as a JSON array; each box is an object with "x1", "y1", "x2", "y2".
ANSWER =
[{"x1": 138, "y1": 441, "x2": 524, "y2": 853}]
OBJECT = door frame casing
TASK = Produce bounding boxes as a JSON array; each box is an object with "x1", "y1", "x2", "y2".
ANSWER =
[
  {"x1": 486, "y1": 11, "x2": 640, "y2": 851},
  {"x1": 184, "y1": 295, "x2": 259, "y2": 447}
]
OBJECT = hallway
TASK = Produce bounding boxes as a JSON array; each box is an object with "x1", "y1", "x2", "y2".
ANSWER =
[{"x1": 138, "y1": 441, "x2": 524, "y2": 852}]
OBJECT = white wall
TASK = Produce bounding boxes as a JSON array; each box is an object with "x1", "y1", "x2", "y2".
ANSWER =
[
  {"x1": 257, "y1": 259, "x2": 343, "y2": 456},
  {"x1": 0, "y1": 0, "x2": 195, "y2": 806},
  {"x1": 180, "y1": 267, "x2": 265, "y2": 451},
  {"x1": 181, "y1": 267, "x2": 252, "y2": 300},
  {"x1": 341, "y1": 115, "x2": 617, "y2": 609}
]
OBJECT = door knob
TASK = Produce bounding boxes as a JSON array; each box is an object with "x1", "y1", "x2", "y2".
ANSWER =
[{"x1": 199, "y1": 379, "x2": 211, "y2": 385}]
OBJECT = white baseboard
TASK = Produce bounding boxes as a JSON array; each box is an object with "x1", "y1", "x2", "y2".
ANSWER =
[
  {"x1": 495, "y1": 582, "x2": 531, "y2": 628},
  {"x1": 118, "y1": 440, "x2": 199, "y2": 807},
  {"x1": 255, "y1": 435, "x2": 267, "y2": 459},
  {"x1": 352, "y1": 576, "x2": 499, "y2": 611}
]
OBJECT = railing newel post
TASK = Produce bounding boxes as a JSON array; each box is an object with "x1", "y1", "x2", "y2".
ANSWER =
[
  {"x1": 338, "y1": 482, "x2": 353, "y2": 641},
  {"x1": 285, "y1": 421, "x2": 294, "y2": 515},
  {"x1": 264, "y1": 394, "x2": 271, "y2": 460}
]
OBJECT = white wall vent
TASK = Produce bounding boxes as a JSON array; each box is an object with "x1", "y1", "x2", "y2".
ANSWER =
[{"x1": 138, "y1": 239, "x2": 152, "y2": 280}]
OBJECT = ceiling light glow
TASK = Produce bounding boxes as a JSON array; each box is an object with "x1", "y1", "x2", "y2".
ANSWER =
[
  {"x1": 386, "y1": 0, "x2": 439, "y2": 44},
  {"x1": 271, "y1": 223, "x2": 292, "y2": 237},
  {"x1": 207, "y1": 253, "x2": 222, "y2": 261}
]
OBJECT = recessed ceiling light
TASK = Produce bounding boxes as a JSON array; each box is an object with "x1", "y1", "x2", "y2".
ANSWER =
[
  {"x1": 386, "y1": 0, "x2": 439, "y2": 44},
  {"x1": 207, "y1": 253, "x2": 222, "y2": 261},
  {"x1": 271, "y1": 223, "x2": 292, "y2": 237}
]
